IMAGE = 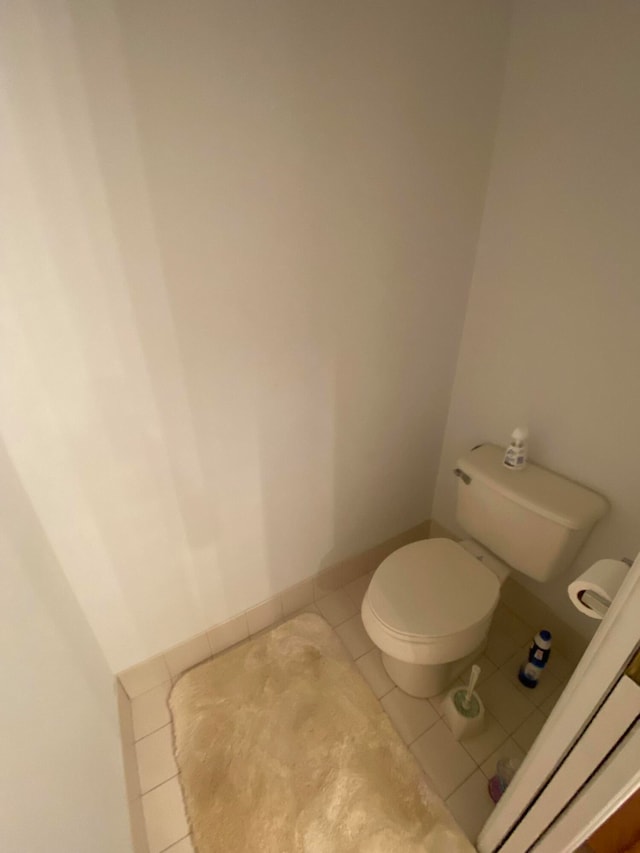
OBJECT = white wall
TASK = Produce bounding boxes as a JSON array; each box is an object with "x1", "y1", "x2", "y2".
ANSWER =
[
  {"x1": 433, "y1": 1, "x2": 640, "y2": 638},
  {"x1": 1, "y1": 0, "x2": 510, "y2": 671},
  {"x1": 0, "y1": 443, "x2": 132, "y2": 852}
]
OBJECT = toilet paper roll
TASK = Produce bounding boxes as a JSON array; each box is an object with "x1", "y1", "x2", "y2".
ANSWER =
[{"x1": 568, "y1": 559, "x2": 629, "y2": 619}]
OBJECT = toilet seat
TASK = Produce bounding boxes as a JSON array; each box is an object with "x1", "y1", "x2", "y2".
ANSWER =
[{"x1": 361, "y1": 539, "x2": 500, "y2": 666}]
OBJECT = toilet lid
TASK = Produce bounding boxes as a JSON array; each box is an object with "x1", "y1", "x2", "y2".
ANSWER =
[{"x1": 367, "y1": 539, "x2": 499, "y2": 639}]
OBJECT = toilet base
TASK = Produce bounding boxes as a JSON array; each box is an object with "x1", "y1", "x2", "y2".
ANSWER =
[{"x1": 381, "y1": 645, "x2": 485, "y2": 699}]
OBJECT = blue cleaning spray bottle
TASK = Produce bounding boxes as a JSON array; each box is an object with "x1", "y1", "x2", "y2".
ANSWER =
[{"x1": 518, "y1": 630, "x2": 552, "y2": 688}]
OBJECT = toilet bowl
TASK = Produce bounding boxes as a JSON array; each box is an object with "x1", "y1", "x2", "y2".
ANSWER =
[
  {"x1": 361, "y1": 443, "x2": 608, "y2": 699},
  {"x1": 361, "y1": 538, "x2": 501, "y2": 697}
]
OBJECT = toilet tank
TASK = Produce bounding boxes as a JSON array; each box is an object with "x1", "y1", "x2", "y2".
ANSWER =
[{"x1": 454, "y1": 445, "x2": 608, "y2": 582}]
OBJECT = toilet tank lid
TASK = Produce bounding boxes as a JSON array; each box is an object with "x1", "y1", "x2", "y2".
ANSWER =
[{"x1": 456, "y1": 445, "x2": 609, "y2": 531}]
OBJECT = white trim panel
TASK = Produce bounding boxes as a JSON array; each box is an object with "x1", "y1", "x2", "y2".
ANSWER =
[
  {"x1": 533, "y1": 722, "x2": 640, "y2": 853},
  {"x1": 478, "y1": 551, "x2": 640, "y2": 853}
]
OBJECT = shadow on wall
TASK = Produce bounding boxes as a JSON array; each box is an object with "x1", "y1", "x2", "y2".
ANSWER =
[
  {"x1": 0, "y1": 439, "x2": 113, "y2": 706},
  {"x1": 0, "y1": 437, "x2": 133, "y2": 851},
  {"x1": 1, "y1": 0, "x2": 509, "y2": 671},
  {"x1": 1, "y1": 0, "x2": 231, "y2": 672},
  {"x1": 249, "y1": 2, "x2": 507, "y2": 578}
]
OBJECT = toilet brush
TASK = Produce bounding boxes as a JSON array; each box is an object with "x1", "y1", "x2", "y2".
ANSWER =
[{"x1": 443, "y1": 664, "x2": 485, "y2": 741}]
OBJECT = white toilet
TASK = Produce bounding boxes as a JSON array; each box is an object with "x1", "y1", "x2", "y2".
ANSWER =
[{"x1": 361, "y1": 444, "x2": 608, "y2": 698}]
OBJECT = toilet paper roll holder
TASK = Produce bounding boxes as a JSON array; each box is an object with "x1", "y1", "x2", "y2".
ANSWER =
[
  {"x1": 578, "y1": 589, "x2": 610, "y2": 618},
  {"x1": 578, "y1": 557, "x2": 633, "y2": 617}
]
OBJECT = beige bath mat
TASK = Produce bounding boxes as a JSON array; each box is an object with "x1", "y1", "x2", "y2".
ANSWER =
[{"x1": 169, "y1": 612, "x2": 472, "y2": 853}]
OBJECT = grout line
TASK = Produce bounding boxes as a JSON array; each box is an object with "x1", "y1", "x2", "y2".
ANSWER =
[
  {"x1": 460, "y1": 732, "x2": 509, "y2": 771},
  {"x1": 158, "y1": 833, "x2": 192, "y2": 853},
  {"x1": 406, "y1": 716, "x2": 439, "y2": 748},
  {"x1": 135, "y1": 723, "x2": 169, "y2": 743},
  {"x1": 140, "y1": 771, "x2": 180, "y2": 799},
  {"x1": 132, "y1": 563, "x2": 452, "y2": 851},
  {"x1": 316, "y1": 609, "x2": 358, "y2": 629},
  {"x1": 135, "y1": 723, "x2": 172, "y2": 746},
  {"x1": 129, "y1": 679, "x2": 173, "y2": 703},
  {"x1": 138, "y1": 566, "x2": 526, "y2": 846},
  {"x1": 334, "y1": 573, "x2": 545, "y2": 807},
  {"x1": 443, "y1": 764, "x2": 478, "y2": 802}
]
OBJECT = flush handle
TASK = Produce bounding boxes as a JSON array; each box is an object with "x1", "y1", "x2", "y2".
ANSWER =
[{"x1": 453, "y1": 468, "x2": 471, "y2": 485}]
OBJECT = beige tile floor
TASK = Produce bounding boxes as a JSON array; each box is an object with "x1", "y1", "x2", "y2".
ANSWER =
[{"x1": 127, "y1": 574, "x2": 572, "y2": 851}]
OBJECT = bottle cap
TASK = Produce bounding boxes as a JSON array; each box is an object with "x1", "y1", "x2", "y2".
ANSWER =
[{"x1": 534, "y1": 630, "x2": 552, "y2": 649}]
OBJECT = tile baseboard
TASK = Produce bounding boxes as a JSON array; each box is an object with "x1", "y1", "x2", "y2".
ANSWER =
[
  {"x1": 118, "y1": 514, "x2": 585, "y2": 703},
  {"x1": 313, "y1": 520, "x2": 431, "y2": 598},
  {"x1": 116, "y1": 518, "x2": 432, "y2": 852},
  {"x1": 116, "y1": 513, "x2": 587, "y2": 853},
  {"x1": 117, "y1": 519, "x2": 431, "y2": 699},
  {"x1": 116, "y1": 681, "x2": 150, "y2": 852}
]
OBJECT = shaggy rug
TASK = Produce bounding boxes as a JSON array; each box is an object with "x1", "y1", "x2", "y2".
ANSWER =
[{"x1": 169, "y1": 612, "x2": 472, "y2": 853}]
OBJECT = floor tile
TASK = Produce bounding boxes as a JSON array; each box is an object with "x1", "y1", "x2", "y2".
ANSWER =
[
  {"x1": 499, "y1": 647, "x2": 528, "y2": 682},
  {"x1": 281, "y1": 579, "x2": 314, "y2": 616},
  {"x1": 313, "y1": 564, "x2": 347, "y2": 598},
  {"x1": 287, "y1": 602, "x2": 320, "y2": 620},
  {"x1": 335, "y1": 614, "x2": 374, "y2": 659},
  {"x1": 120, "y1": 655, "x2": 171, "y2": 700},
  {"x1": 485, "y1": 628, "x2": 521, "y2": 668},
  {"x1": 316, "y1": 589, "x2": 358, "y2": 627},
  {"x1": 344, "y1": 574, "x2": 371, "y2": 608},
  {"x1": 411, "y1": 720, "x2": 476, "y2": 799},
  {"x1": 142, "y1": 777, "x2": 189, "y2": 853},
  {"x1": 246, "y1": 596, "x2": 283, "y2": 635},
  {"x1": 429, "y1": 680, "x2": 463, "y2": 716},
  {"x1": 479, "y1": 670, "x2": 536, "y2": 733},
  {"x1": 460, "y1": 654, "x2": 497, "y2": 687},
  {"x1": 208, "y1": 613, "x2": 248, "y2": 656},
  {"x1": 132, "y1": 682, "x2": 172, "y2": 741},
  {"x1": 540, "y1": 682, "x2": 566, "y2": 716},
  {"x1": 500, "y1": 649, "x2": 565, "y2": 706},
  {"x1": 513, "y1": 709, "x2": 547, "y2": 753},
  {"x1": 355, "y1": 649, "x2": 394, "y2": 698},
  {"x1": 164, "y1": 633, "x2": 211, "y2": 680},
  {"x1": 492, "y1": 605, "x2": 533, "y2": 646},
  {"x1": 481, "y1": 737, "x2": 525, "y2": 779},
  {"x1": 136, "y1": 725, "x2": 177, "y2": 794},
  {"x1": 381, "y1": 688, "x2": 439, "y2": 745},
  {"x1": 545, "y1": 650, "x2": 574, "y2": 682},
  {"x1": 530, "y1": 673, "x2": 567, "y2": 707},
  {"x1": 457, "y1": 711, "x2": 509, "y2": 765},
  {"x1": 501, "y1": 643, "x2": 574, "y2": 694},
  {"x1": 446, "y1": 769, "x2": 495, "y2": 843},
  {"x1": 164, "y1": 836, "x2": 194, "y2": 852}
]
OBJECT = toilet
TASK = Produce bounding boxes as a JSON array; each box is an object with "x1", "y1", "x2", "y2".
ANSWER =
[{"x1": 361, "y1": 444, "x2": 608, "y2": 698}]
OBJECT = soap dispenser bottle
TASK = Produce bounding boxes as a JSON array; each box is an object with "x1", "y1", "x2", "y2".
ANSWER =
[{"x1": 503, "y1": 426, "x2": 528, "y2": 470}]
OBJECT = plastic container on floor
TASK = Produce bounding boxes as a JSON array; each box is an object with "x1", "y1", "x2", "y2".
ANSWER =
[
  {"x1": 519, "y1": 629, "x2": 552, "y2": 688},
  {"x1": 488, "y1": 756, "x2": 522, "y2": 803}
]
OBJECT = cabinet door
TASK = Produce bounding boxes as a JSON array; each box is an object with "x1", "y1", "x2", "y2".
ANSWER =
[
  {"x1": 533, "y1": 719, "x2": 640, "y2": 853},
  {"x1": 503, "y1": 675, "x2": 640, "y2": 853}
]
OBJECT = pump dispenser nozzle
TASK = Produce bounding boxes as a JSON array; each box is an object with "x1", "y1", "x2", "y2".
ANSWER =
[{"x1": 503, "y1": 426, "x2": 528, "y2": 470}]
